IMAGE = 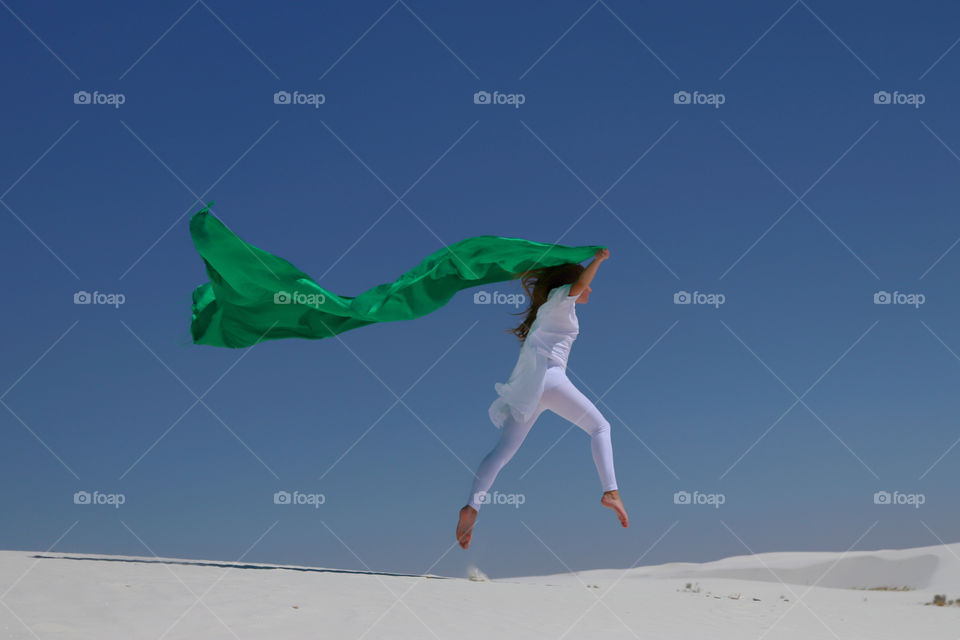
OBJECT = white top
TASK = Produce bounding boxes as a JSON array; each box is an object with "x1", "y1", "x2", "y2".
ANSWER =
[{"x1": 488, "y1": 283, "x2": 580, "y2": 428}]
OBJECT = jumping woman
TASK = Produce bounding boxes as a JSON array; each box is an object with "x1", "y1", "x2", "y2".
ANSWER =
[{"x1": 456, "y1": 248, "x2": 628, "y2": 549}]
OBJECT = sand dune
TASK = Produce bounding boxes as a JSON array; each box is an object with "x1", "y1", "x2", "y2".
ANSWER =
[
  {"x1": 519, "y1": 541, "x2": 960, "y2": 591},
  {"x1": 2, "y1": 544, "x2": 959, "y2": 639}
]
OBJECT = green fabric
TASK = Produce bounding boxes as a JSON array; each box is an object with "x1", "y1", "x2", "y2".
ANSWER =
[{"x1": 189, "y1": 203, "x2": 604, "y2": 348}]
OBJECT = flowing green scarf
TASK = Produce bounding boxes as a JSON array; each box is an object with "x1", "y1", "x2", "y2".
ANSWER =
[{"x1": 189, "y1": 204, "x2": 604, "y2": 348}]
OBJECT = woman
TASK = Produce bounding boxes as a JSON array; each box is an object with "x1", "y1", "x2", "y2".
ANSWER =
[{"x1": 456, "y1": 248, "x2": 628, "y2": 550}]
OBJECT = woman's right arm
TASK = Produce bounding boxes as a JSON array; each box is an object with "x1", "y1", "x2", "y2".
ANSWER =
[{"x1": 569, "y1": 248, "x2": 610, "y2": 297}]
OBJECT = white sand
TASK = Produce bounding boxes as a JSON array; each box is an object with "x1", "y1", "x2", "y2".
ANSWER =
[{"x1": 2, "y1": 543, "x2": 959, "y2": 639}]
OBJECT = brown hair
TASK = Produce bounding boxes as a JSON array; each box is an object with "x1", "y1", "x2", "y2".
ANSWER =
[{"x1": 506, "y1": 263, "x2": 585, "y2": 342}]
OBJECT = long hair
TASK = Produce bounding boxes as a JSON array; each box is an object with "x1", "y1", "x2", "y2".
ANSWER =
[{"x1": 506, "y1": 262, "x2": 585, "y2": 342}]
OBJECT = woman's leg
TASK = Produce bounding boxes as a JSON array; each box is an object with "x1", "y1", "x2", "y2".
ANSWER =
[
  {"x1": 458, "y1": 406, "x2": 542, "y2": 548},
  {"x1": 539, "y1": 367, "x2": 618, "y2": 492},
  {"x1": 539, "y1": 366, "x2": 628, "y2": 527},
  {"x1": 466, "y1": 407, "x2": 542, "y2": 511}
]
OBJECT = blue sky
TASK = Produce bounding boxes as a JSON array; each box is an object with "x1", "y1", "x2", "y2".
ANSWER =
[{"x1": 2, "y1": 0, "x2": 960, "y2": 580}]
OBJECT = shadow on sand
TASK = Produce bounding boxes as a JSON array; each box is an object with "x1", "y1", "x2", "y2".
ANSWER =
[{"x1": 30, "y1": 554, "x2": 448, "y2": 579}]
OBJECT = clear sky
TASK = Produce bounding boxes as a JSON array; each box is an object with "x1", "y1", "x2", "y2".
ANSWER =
[{"x1": 2, "y1": 0, "x2": 960, "y2": 580}]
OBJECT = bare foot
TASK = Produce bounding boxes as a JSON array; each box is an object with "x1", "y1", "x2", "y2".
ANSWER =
[
  {"x1": 456, "y1": 505, "x2": 478, "y2": 549},
  {"x1": 601, "y1": 490, "x2": 629, "y2": 528}
]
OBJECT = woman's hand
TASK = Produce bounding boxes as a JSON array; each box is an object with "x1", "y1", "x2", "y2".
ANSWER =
[{"x1": 571, "y1": 248, "x2": 609, "y2": 297}]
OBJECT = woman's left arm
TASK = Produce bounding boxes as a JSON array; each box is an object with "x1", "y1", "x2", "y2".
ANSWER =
[{"x1": 569, "y1": 248, "x2": 610, "y2": 297}]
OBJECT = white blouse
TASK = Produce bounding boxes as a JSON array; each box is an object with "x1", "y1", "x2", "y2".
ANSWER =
[{"x1": 488, "y1": 283, "x2": 581, "y2": 428}]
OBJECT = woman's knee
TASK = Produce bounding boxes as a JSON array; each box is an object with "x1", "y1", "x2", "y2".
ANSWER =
[
  {"x1": 554, "y1": 401, "x2": 610, "y2": 437},
  {"x1": 490, "y1": 430, "x2": 526, "y2": 461},
  {"x1": 589, "y1": 415, "x2": 611, "y2": 438}
]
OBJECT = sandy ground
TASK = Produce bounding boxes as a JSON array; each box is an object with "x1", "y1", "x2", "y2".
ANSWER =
[{"x1": 2, "y1": 543, "x2": 960, "y2": 639}]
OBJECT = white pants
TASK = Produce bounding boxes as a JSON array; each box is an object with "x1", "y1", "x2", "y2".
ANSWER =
[{"x1": 468, "y1": 363, "x2": 618, "y2": 510}]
